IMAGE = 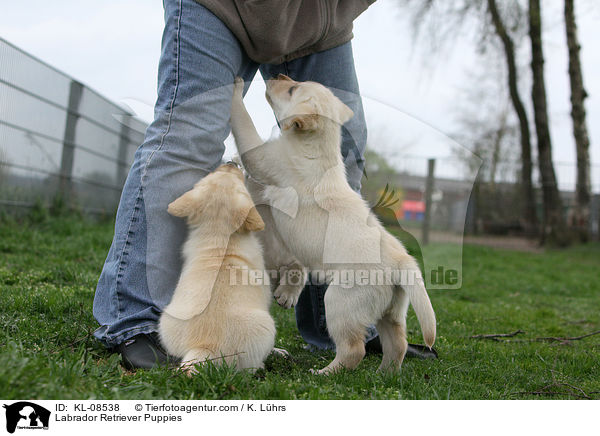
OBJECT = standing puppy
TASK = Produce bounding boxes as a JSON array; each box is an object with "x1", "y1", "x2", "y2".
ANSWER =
[
  {"x1": 159, "y1": 164, "x2": 275, "y2": 372},
  {"x1": 230, "y1": 76, "x2": 436, "y2": 374},
  {"x1": 241, "y1": 167, "x2": 307, "y2": 309}
]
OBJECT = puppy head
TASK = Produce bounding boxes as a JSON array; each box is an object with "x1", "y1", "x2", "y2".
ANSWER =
[
  {"x1": 265, "y1": 74, "x2": 354, "y2": 133},
  {"x1": 167, "y1": 163, "x2": 264, "y2": 233}
]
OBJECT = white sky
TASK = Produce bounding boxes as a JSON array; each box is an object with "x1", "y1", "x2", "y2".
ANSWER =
[{"x1": 1, "y1": 0, "x2": 599, "y2": 191}]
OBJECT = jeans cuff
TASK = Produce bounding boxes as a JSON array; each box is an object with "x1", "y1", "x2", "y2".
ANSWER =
[{"x1": 93, "y1": 322, "x2": 159, "y2": 349}]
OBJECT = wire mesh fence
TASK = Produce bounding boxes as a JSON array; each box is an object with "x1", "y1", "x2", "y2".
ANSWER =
[
  {"x1": 0, "y1": 37, "x2": 147, "y2": 215},
  {"x1": 1, "y1": 37, "x2": 597, "y2": 240},
  {"x1": 362, "y1": 152, "x2": 600, "y2": 239}
]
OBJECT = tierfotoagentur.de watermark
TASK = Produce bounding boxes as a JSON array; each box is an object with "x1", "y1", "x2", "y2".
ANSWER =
[{"x1": 225, "y1": 265, "x2": 452, "y2": 289}]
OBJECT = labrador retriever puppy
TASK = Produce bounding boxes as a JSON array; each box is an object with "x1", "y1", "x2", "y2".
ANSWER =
[
  {"x1": 231, "y1": 156, "x2": 307, "y2": 309},
  {"x1": 230, "y1": 76, "x2": 436, "y2": 374},
  {"x1": 159, "y1": 163, "x2": 275, "y2": 373}
]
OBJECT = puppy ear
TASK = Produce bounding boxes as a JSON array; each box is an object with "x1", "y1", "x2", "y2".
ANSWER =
[
  {"x1": 167, "y1": 190, "x2": 198, "y2": 218},
  {"x1": 243, "y1": 206, "x2": 265, "y2": 232},
  {"x1": 282, "y1": 114, "x2": 321, "y2": 131},
  {"x1": 335, "y1": 99, "x2": 354, "y2": 125}
]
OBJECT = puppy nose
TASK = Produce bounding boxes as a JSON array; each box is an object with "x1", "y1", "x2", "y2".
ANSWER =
[{"x1": 276, "y1": 74, "x2": 293, "y2": 81}]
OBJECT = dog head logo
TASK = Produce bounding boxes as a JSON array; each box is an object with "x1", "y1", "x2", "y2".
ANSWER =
[{"x1": 2, "y1": 402, "x2": 50, "y2": 434}]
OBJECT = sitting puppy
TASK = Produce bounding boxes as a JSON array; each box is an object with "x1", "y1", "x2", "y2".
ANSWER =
[
  {"x1": 230, "y1": 76, "x2": 436, "y2": 374},
  {"x1": 159, "y1": 163, "x2": 275, "y2": 373}
]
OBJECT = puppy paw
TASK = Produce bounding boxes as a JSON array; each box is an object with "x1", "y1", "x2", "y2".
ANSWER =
[
  {"x1": 271, "y1": 347, "x2": 291, "y2": 358},
  {"x1": 179, "y1": 361, "x2": 199, "y2": 377},
  {"x1": 376, "y1": 362, "x2": 402, "y2": 374},
  {"x1": 309, "y1": 367, "x2": 334, "y2": 376},
  {"x1": 273, "y1": 284, "x2": 302, "y2": 309}
]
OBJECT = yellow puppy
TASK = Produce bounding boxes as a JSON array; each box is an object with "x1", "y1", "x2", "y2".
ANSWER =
[
  {"x1": 231, "y1": 76, "x2": 435, "y2": 374},
  {"x1": 159, "y1": 164, "x2": 275, "y2": 373}
]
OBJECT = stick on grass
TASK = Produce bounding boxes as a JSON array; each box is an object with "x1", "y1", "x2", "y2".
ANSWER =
[{"x1": 470, "y1": 330, "x2": 525, "y2": 341}]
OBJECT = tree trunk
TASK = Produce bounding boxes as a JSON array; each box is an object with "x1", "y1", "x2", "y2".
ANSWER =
[
  {"x1": 528, "y1": 0, "x2": 570, "y2": 245},
  {"x1": 486, "y1": 0, "x2": 538, "y2": 235},
  {"x1": 564, "y1": 0, "x2": 592, "y2": 241},
  {"x1": 488, "y1": 109, "x2": 507, "y2": 191}
]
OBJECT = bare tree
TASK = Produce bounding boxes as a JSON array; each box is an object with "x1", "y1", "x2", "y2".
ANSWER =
[
  {"x1": 564, "y1": 0, "x2": 592, "y2": 241},
  {"x1": 486, "y1": 0, "x2": 537, "y2": 234},
  {"x1": 528, "y1": 0, "x2": 570, "y2": 245},
  {"x1": 451, "y1": 65, "x2": 518, "y2": 188},
  {"x1": 452, "y1": 69, "x2": 528, "y2": 233},
  {"x1": 399, "y1": 0, "x2": 538, "y2": 235}
]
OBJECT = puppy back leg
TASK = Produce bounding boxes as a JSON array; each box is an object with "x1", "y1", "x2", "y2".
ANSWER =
[
  {"x1": 237, "y1": 315, "x2": 276, "y2": 371},
  {"x1": 376, "y1": 317, "x2": 408, "y2": 373},
  {"x1": 377, "y1": 288, "x2": 410, "y2": 373},
  {"x1": 179, "y1": 348, "x2": 217, "y2": 375},
  {"x1": 313, "y1": 285, "x2": 367, "y2": 375}
]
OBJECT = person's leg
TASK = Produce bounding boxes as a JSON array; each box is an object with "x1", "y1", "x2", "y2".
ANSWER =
[
  {"x1": 93, "y1": 0, "x2": 258, "y2": 354},
  {"x1": 260, "y1": 42, "x2": 371, "y2": 350}
]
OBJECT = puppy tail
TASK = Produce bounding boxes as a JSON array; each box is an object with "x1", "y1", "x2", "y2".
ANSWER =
[{"x1": 394, "y1": 255, "x2": 436, "y2": 348}]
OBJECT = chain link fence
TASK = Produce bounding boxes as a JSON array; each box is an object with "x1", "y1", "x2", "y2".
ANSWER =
[{"x1": 0, "y1": 38, "x2": 147, "y2": 215}]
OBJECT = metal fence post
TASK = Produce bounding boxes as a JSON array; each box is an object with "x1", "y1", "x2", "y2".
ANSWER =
[
  {"x1": 422, "y1": 158, "x2": 436, "y2": 245},
  {"x1": 59, "y1": 80, "x2": 84, "y2": 205}
]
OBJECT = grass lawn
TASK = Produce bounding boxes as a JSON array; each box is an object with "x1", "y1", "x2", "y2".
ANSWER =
[{"x1": 1, "y1": 215, "x2": 599, "y2": 400}]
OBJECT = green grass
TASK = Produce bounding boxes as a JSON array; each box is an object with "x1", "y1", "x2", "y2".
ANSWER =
[{"x1": 1, "y1": 215, "x2": 599, "y2": 399}]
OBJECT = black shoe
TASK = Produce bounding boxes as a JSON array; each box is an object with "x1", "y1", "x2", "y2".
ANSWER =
[
  {"x1": 115, "y1": 332, "x2": 178, "y2": 370},
  {"x1": 406, "y1": 343, "x2": 438, "y2": 359},
  {"x1": 365, "y1": 335, "x2": 383, "y2": 354},
  {"x1": 365, "y1": 336, "x2": 438, "y2": 359}
]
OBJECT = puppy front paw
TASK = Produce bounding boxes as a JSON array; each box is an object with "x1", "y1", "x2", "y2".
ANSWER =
[{"x1": 273, "y1": 283, "x2": 302, "y2": 309}]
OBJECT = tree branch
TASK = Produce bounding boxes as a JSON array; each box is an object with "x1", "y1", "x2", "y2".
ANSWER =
[
  {"x1": 470, "y1": 329, "x2": 525, "y2": 340},
  {"x1": 533, "y1": 330, "x2": 600, "y2": 343}
]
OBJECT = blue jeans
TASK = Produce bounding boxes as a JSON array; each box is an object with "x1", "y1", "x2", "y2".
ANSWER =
[{"x1": 93, "y1": 0, "x2": 371, "y2": 350}]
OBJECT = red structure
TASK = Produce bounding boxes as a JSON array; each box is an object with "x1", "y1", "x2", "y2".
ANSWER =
[{"x1": 398, "y1": 199, "x2": 426, "y2": 221}]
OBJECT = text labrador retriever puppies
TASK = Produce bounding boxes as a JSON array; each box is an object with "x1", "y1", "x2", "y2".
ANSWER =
[
  {"x1": 231, "y1": 76, "x2": 436, "y2": 374},
  {"x1": 159, "y1": 164, "x2": 275, "y2": 373}
]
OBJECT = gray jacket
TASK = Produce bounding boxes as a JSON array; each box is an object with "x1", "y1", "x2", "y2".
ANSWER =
[{"x1": 194, "y1": 0, "x2": 375, "y2": 64}]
